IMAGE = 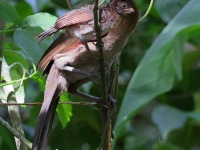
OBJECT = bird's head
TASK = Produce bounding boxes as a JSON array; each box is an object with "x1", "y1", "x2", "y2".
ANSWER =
[{"x1": 110, "y1": 0, "x2": 137, "y2": 15}]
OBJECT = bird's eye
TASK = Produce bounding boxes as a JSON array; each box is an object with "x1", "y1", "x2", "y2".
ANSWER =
[{"x1": 122, "y1": 4, "x2": 127, "y2": 9}]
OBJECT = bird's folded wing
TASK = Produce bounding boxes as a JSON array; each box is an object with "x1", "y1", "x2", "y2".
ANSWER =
[
  {"x1": 37, "y1": 34, "x2": 82, "y2": 74},
  {"x1": 55, "y1": 6, "x2": 93, "y2": 29},
  {"x1": 36, "y1": 5, "x2": 93, "y2": 41}
]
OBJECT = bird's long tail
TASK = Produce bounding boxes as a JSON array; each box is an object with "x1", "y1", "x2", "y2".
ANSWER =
[{"x1": 32, "y1": 63, "x2": 64, "y2": 150}]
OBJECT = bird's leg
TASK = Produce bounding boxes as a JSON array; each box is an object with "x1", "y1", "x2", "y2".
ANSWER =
[
  {"x1": 68, "y1": 78, "x2": 110, "y2": 107},
  {"x1": 70, "y1": 90, "x2": 101, "y2": 103},
  {"x1": 107, "y1": 60, "x2": 120, "y2": 111},
  {"x1": 108, "y1": 95, "x2": 117, "y2": 111},
  {"x1": 68, "y1": 77, "x2": 117, "y2": 108},
  {"x1": 68, "y1": 87, "x2": 108, "y2": 108}
]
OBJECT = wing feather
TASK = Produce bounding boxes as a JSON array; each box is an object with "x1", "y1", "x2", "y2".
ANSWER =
[
  {"x1": 38, "y1": 34, "x2": 82, "y2": 74},
  {"x1": 36, "y1": 5, "x2": 93, "y2": 41},
  {"x1": 55, "y1": 7, "x2": 93, "y2": 28}
]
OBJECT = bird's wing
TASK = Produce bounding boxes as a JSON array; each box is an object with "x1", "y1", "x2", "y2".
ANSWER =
[
  {"x1": 37, "y1": 34, "x2": 82, "y2": 74},
  {"x1": 36, "y1": 5, "x2": 93, "y2": 41},
  {"x1": 55, "y1": 6, "x2": 93, "y2": 29}
]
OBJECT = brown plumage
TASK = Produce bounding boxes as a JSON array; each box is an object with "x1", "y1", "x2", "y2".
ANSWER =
[
  {"x1": 32, "y1": 0, "x2": 139, "y2": 149},
  {"x1": 36, "y1": 4, "x2": 121, "y2": 42}
]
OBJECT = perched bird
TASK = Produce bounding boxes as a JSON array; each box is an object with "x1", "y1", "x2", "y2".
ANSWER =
[{"x1": 32, "y1": 0, "x2": 139, "y2": 149}]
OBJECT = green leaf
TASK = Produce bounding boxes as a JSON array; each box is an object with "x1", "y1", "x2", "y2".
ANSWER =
[
  {"x1": 0, "y1": 0, "x2": 21, "y2": 24},
  {"x1": 113, "y1": 0, "x2": 200, "y2": 145},
  {"x1": 0, "y1": 125, "x2": 16, "y2": 150},
  {"x1": 153, "y1": 142, "x2": 182, "y2": 150},
  {"x1": 193, "y1": 91, "x2": 200, "y2": 112},
  {"x1": 56, "y1": 93, "x2": 73, "y2": 128},
  {"x1": 36, "y1": 0, "x2": 50, "y2": 11},
  {"x1": 155, "y1": 0, "x2": 188, "y2": 23},
  {"x1": 14, "y1": 28, "x2": 45, "y2": 64},
  {"x1": 152, "y1": 105, "x2": 188, "y2": 136},
  {"x1": 188, "y1": 112, "x2": 200, "y2": 123},
  {"x1": 124, "y1": 134, "x2": 148, "y2": 150},
  {"x1": 14, "y1": 13, "x2": 56, "y2": 64},
  {"x1": 14, "y1": 27, "x2": 52, "y2": 64},
  {"x1": 32, "y1": 71, "x2": 46, "y2": 91},
  {"x1": 4, "y1": 50, "x2": 29, "y2": 70},
  {"x1": 15, "y1": 1, "x2": 33, "y2": 19},
  {"x1": 23, "y1": 13, "x2": 57, "y2": 30}
]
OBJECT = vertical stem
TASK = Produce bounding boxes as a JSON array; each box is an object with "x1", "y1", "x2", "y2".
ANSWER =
[
  {"x1": 109, "y1": 55, "x2": 120, "y2": 149},
  {"x1": 93, "y1": 1, "x2": 111, "y2": 150},
  {"x1": 0, "y1": 20, "x2": 5, "y2": 77}
]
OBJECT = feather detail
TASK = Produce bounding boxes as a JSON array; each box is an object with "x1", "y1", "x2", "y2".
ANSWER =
[{"x1": 36, "y1": 27, "x2": 58, "y2": 42}]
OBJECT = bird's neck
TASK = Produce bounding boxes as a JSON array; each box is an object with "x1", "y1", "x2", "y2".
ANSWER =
[
  {"x1": 103, "y1": 12, "x2": 139, "y2": 61},
  {"x1": 116, "y1": 13, "x2": 138, "y2": 36}
]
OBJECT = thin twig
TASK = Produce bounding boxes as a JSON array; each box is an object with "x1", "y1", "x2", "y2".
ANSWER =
[
  {"x1": 99, "y1": 108, "x2": 115, "y2": 148},
  {"x1": 65, "y1": 0, "x2": 72, "y2": 10},
  {"x1": 94, "y1": 0, "x2": 108, "y2": 109},
  {"x1": 0, "y1": 117, "x2": 32, "y2": 149},
  {"x1": 0, "y1": 101, "x2": 97, "y2": 106},
  {"x1": 98, "y1": 0, "x2": 106, "y2": 7},
  {"x1": 112, "y1": 56, "x2": 120, "y2": 99},
  {"x1": 0, "y1": 28, "x2": 16, "y2": 34},
  {"x1": 93, "y1": 1, "x2": 111, "y2": 149},
  {"x1": 0, "y1": 64, "x2": 37, "y2": 87},
  {"x1": 99, "y1": 56, "x2": 120, "y2": 149},
  {"x1": 139, "y1": 0, "x2": 154, "y2": 22},
  {"x1": 94, "y1": 0, "x2": 107, "y2": 101}
]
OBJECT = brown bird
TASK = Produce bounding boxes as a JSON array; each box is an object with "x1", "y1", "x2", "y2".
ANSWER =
[{"x1": 32, "y1": 0, "x2": 139, "y2": 149}]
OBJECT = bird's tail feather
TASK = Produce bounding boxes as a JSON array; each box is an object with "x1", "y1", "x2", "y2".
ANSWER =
[
  {"x1": 32, "y1": 64, "x2": 61, "y2": 150},
  {"x1": 32, "y1": 98, "x2": 59, "y2": 150}
]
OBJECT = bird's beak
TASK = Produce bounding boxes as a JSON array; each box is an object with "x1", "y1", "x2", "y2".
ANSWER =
[{"x1": 124, "y1": 8, "x2": 135, "y2": 14}]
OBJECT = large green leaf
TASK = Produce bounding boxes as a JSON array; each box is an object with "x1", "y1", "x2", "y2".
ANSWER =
[
  {"x1": 152, "y1": 105, "x2": 200, "y2": 138},
  {"x1": 14, "y1": 28, "x2": 46, "y2": 64},
  {"x1": 0, "y1": 125, "x2": 16, "y2": 150},
  {"x1": 155, "y1": 0, "x2": 188, "y2": 23},
  {"x1": 152, "y1": 105, "x2": 188, "y2": 136},
  {"x1": 15, "y1": 1, "x2": 33, "y2": 19},
  {"x1": 23, "y1": 13, "x2": 57, "y2": 30},
  {"x1": 0, "y1": 0, "x2": 20, "y2": 24},
  {"x1": 113, "y1": 0, "x2": 200, "y2": 145},
  {"x1": 4, "y1": 50, "x2": 29, "y2": 70},
  {"x1": 14, "y1": 13, "x2": 56, "y2": 64},
  {"x1": 56, "y1": 93, "x2": 73, "y2": 128},
  {"x1": 153, "y1": 142, "x2": 182, "y2": 150}
]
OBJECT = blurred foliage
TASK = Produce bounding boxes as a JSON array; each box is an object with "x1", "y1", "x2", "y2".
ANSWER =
[{"x1": 0, "y1": 0, "x2": 200, "y2": 149}]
